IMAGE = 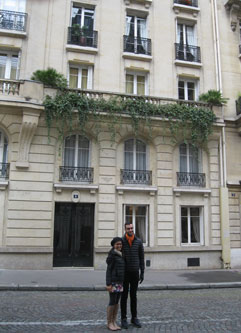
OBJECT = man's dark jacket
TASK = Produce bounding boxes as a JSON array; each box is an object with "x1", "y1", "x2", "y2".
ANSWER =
[{"x1": 122, "y1": 235, "x2": 145, "y2": 274}]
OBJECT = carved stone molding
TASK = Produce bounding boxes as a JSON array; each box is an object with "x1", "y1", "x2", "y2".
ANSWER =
[
  {"x1": 225, "y1": 0, "x2": 241, "y2": 31},
  {"x1": 16, "y1": 109, "x2": 41, "y2": 168},
  {"x1": 124, "y1": 0, "x2": 152, "y2": 9}
]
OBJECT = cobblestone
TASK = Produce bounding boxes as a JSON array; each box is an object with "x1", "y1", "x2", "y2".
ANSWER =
[{"x1": 0, "y1": 288, "x2": 241, "y2": 332}]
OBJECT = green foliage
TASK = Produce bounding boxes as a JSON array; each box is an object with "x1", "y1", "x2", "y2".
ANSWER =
[
  {"x1": 199, "y1": 90, "x2": 228, "y2": 106},
  {"x1": 44, "y1": 90, "x2": 216, "y2": 146},
  {"x1": 31, "y1": 68, "x2": 67, "y2": 89}
]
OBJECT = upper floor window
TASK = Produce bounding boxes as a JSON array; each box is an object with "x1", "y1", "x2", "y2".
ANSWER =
[
  {"x1": 124, "y1": 138, "x2": 146, "y2": 170},
  {"x1": 0, "y1": 0, "x2": 25, "y2": 12},
  {"x1": 178, "y1": 79, "x2": 197, "y2": 101},
  {"x1": 64, "y1": 135, "x2": 90, "y2": 168},
  {"x1": 179, "y1": 143, "x2": 200, "y2": 173},
  {"x1": 124, "y1": 15, "x2": 151, "y2": 55},
  {"x1": 0, "y1": 130, "x2": 8, "y2": 163},
  {"x1": 181, "y1": 206, "x2": 203, "y2": 245},
  {"x1": 71, "y1": 6, "x2": 94, "y2": 31},
  {"x1": 126, "y1": 73, "x2": 147, "y2": 95},
  {"x1": 0, "y1": 52, "x2": 18, "y2": 79},
  {"x1": 69, "y1": 65, "x2": 93, "y2": 90}
]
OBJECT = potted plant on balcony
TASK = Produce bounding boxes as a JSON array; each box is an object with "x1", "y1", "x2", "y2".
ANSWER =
[
  {"x1": 72, "y1": 24, "x2": 88, "y2": 44},
  {"x1": 199, "y1": 90, "x2": 228, "y2": 106},
  {"x1": 181, "y1": 0, "x2": 192, "y2": 5}
]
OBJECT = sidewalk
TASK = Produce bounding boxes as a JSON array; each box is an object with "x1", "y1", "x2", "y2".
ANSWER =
[{"x1": 1, "y1": 268, "x2": 241, "y2": 291}]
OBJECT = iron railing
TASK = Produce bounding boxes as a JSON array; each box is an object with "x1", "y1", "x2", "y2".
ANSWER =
[
  {"x1": 0, "y1": 79, "x2": 20, "y2": 95},
  {"x1": 121, "y1": 169, "x2": 152, "y2": 185},
  {"x1": 67, "y1": 27, "x2": 98, "y2": 48},
  {"x1": 123, "y1": 35, "x2": 152, "y2": 56},
  {"x1": 177, "y1": 172, "x2": 206, "y2": 187},
  {"x1": 59, "y1": 166, "x2": 93, "y2": 183},
  {"x1": 236, "y1": 99, "x2": 241, "y2": 115},
  {"x1": 174, "y1": 0, "x2": 198, "y2": 7},
  {"x1": 0, "y1": 163, "x2": 9, "y2": 179},
  {"x1": 175, "y1": 43, "x2": 201, "y2": 63},
  {"x1": 0, "y1": 9, "x2": 27, "y2": 31}
]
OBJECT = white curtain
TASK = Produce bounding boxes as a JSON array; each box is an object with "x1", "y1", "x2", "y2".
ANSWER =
[
  {"x1": 191, "y1": 216, "x2": 200, "y2": 242},
  {"x1": 77, "y1": 136, "x2": 89, "y2": 167},
  {"x1": 124, "y1": 139, "x2": 134, "y2": 169},
  {"x1": 135, "y1": 206, "x2": 146, "y2": 243},
  {"x1": 186, "y1": 25, "x2": 195, "y2": 46},
  {"x1": 177, "y1": 24, "x2": 183, "y2": 44},
  {"x1": 179, "y1": 143, "x2": 187, "y2": 172},
  {"x1": 137, "y1": 18, "x2": 147, "y2": 51},
  {"x1": 64, "y1": 135, "x2": 75, "y2": 167},
  {"x1": 136, "y1": 139, "x2": 146, "y2": 170},
  {"x1": 189, "y1": 145, "x2": 199, "y2": 173},
  {"x1": 125, "y1": 16, "x2": 132, "y2": 36}
]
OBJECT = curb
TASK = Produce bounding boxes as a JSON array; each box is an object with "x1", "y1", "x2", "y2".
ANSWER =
[{"x1": 1, "y1": 282, "x2": 241, "y2": 291}]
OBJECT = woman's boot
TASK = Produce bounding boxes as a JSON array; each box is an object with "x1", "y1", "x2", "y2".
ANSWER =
[
  {"x1": 107, "y1": 306, "x2": 117, "y2": 331},
  {"x1": 113, "y1": 304, "x2": 121, "y2": 330}
]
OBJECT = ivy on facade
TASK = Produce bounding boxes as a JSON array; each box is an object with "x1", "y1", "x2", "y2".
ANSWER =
[{"x1": 44, "y1": 90, "x2": 216, "y2": 146}]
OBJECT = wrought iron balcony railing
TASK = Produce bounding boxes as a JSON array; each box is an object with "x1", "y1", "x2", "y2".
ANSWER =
[
  {"x1": 123, "y1": 35, "x2": 152, "y2": 56},
  {"x1": 177, "y1": 172, "x2": 206, "y2": 187},
  {"x1": 0, "y1": 79, "x2": 20, "y2": 95},
  {"x1": 174, "y1": 0, "x2": 198, "y2": 7},
  {"x1": 67, "y1": 27, "x2": 98, "y2": 48},
  {"x1": 0, "y1": 9, "x2": 27, "y2": 31},
  {"x1": 59, "y1": 166, "x2": 93, "y2": 183},
  {"x1": 236, "y1": 99, "x2": 241, "y2": 115},
  {"x1": 121, "y1": 169, "x2": 152, "y2": 185},
  {"x1": 0, "y1": 163, "x2": 10, "y2": 179},
  {"x1": 175, "y1": 43, "x2": 201, "y2": 63}
]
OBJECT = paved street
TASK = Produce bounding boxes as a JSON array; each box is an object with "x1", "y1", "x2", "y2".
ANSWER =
[{"x1": 0, "y1": 289, "x2": 241, "y2": 332}]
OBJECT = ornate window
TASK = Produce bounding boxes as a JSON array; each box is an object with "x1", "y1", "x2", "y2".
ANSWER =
[{"x1": 181, "y1": 206, "x2": 203, "y2": 245}]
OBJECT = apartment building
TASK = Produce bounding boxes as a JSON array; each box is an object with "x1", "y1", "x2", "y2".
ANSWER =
[{"x1": 0, "y1": 0, "x2": 240, "y2": 270}]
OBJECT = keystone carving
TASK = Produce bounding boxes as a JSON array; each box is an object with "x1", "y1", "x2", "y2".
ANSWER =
[
  {"x1": 225, "y1": 0, "x2": 241, "y2": 31},
  {"x1": 16, "y1": 109, "x2": 41, "y2": 168}
]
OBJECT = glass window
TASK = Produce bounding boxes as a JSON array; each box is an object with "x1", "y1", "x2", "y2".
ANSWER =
[
  {"x1": 71, "y1": 6, "x2": 94, "y2": 31},
  {"x1": 0, "y1": 130, "x2": 8, "y2": 164},
  {"x1": 126, "y1": 73, "x2": 146, "y2": 95},
  {"x1": 179, "y1": 143, "x2": 200, "y2": 173},
  {"x1": 124, "y1": 138, "x2": 146, "y2": 170},
  {"x1": 181, "y1": 206, "x2": 202, "y2": 245},
  {"x1": 69, "y1": 66, "x2": 92, "y2": 90},
  {"x1": 178, "y1": 79, "x2": 197, "y2": 101},
  {"x1": 0, "y1": 53, "x2": 18, "y2": 79},
  {"x1": 0, "y1": 0, "x2": 25, "y2": 11},
  {"x1": 125, "y1": 205, "x2": 148, "y2": 245},
  {"x1": 64, "y1": 135, "x2": 90, "y2": 168}
]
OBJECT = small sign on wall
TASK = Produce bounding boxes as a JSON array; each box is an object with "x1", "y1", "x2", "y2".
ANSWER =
[{"x1": 72, "y1": 191, "x2": 80, "y2": 203}]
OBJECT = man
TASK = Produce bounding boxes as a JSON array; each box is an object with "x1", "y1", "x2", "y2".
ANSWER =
[{"x1": 121, "y1": 222, "x2": 145, "y2": 329}]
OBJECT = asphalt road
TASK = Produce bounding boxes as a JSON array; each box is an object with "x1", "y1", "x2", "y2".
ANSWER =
[{"x1": 0, "y1": 289, "x2": 241, "y2": 332}]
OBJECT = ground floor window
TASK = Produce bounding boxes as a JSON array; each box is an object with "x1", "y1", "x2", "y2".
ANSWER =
[
  {"x1": 124, "y1": 205, "x2": 148, "y2": 246},
  {"x1": 181, "y1": 206, "x2": 203, "y2": 245},
  {"x1": 0, "y1": 52, "x2": 19, "y2": 79}
]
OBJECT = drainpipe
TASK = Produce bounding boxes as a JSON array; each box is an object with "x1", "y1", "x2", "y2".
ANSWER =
[{"x1": 212, "y1": 0, "x2": 231, "y2": 268}]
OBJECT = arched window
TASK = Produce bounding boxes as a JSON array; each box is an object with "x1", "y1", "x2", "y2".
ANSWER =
[
  {"x1": 61, "y1": 135, "x2": 92, "y2": 182},
  {"x1": 0, "y1": 130, "x2": 8, "y2": 164},
  {"x1": 64, "y1": 135, "x2": 90, "y2": 167},
  {"x1": 122, "y1": 138, "x2": 151, "y2": 185},
  {"x1": 124, "y1": 138, "x2": 146, "y2": 171}
]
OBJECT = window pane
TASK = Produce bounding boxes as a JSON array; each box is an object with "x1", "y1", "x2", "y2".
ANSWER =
[
  {"x1": 187, "y1": 82, "x2": 195, "y2": 101},
  {"x1": 124, "y1": 139, "x2": 134, "y2": 169},
  {"x1": 180, "y1": 143, "x2": 187, "y2": 172},
  {"x1": 191, "y1": 216, "x2": 200, "y2": 242},
  {"x1": 126, "y1": 74, "x2": 134, "y2": 94},
  {"x1": 83, "y1": 9, "x2": 94, "y2": 31},
  {"x1": 137, "y1": 75, "x2": 145, "y2": 95},
  {"x1": 72, "y1": 6, "x2": 82, "y2": 25},
  {"x1": 10, "y1": 55, "x2": 18, "y2": 80},
  {"x1": 126, "y1": 205, "x2": 133, "y2": 216},
  {"x1": 181, "y1": 216, "x2": 188, "y2": 243},
  {"x1": 189, "y1": 145, "x2": 199, "y2": 173},
  {"x1": 136, "y1": 215, "x2": 146, "y2": 243},
  {"x1": 77, "y1": 136, "x2": 89, "y2": 167},
  {"x1": 69, "y1": 68, "x2": 78, "y2": 89},
  {"x1": 64, "y1": 135, "x2": 76, "y2": 166},
  {"x1": 81, "y1": 68, "x2": 88, "y2": 89},
  {"x1": 0, "y1": 54, "x2": 7, "y2": 79},
  {"x1": 178, "y1": 80, "x2": 185, "y2": 100},
  {"x1": 190, "y1": 207, "x2": 200, "y2": 217}
]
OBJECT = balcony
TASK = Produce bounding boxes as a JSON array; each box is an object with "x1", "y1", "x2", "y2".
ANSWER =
[
  {"x1": 67, "y1": 27, "x2": 98, "y2": 48},
  {"x1": 0, "y1": 79, "x2": 21, "y2": 95},
  {"x1": 59, "y1": 166, "x2": 93, "y2": 183},
  {"x1": 0, "y1": 9, "x2": 27, "y2": 32},
  {"x1": 174, "y1": 0, "x2": 198, "y2": 7},
  {"x1": 175, "y1": 43, "x2": 201, "y2": 63},
  {"x1": 123, "y1": 35, "x2": 152, "y2": 56},
  {"x1": 0, "y1": 163, "x2": 10, "y2": 179},
  {"x1": 177, "y1": 172, "x2": 206, "y2": 187},
  {"x1": 121, "y1": 169, "x2": 152, "y2": 185}
]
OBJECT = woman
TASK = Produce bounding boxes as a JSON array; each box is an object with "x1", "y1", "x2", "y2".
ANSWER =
[{"x1": 106, "y1": 237, "x2": 125, "y2": 331}]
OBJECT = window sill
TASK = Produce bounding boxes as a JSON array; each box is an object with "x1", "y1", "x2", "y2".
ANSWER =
[
  {"x1": 66, "y1": 44, "x2": 98, "y2": 54},
  {"x1": 173, "y1": 187, "x2": 211, "y2": 196},
  {"x1": 0, "y1": 180, "x2": 8, "y2": 190},
  {"x1": 173, "y1": 4, "x2": 200, "y2": 17},
  {"x1": 123, "y1": 52, "x2": 152, "y2": 62},
  {"x1": 54, "y1": 183, "x2": 98, "y2": 194},
  {"x1": 174, "y1": 59, "x2": 202, "y2": 68},
  {"x1": 116, "y1": 185, "x2": 157, "y2": 195},
  {"x1": 0, "y1": 29, "x2": 27, "y2": 38}
]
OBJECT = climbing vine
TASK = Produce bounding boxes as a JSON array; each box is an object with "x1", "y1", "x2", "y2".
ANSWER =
[{"x1": 43, "y1": 89, "x2": 216, "y2": 146}]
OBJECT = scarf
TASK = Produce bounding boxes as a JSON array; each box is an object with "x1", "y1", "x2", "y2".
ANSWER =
[{"x1": 125, "y1": 233, "x2": 135, "y2": 247}]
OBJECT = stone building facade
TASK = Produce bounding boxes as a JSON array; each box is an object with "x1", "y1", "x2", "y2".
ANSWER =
[{"x1": 0, "y1": 0, "x2": 240, "y2": 270}]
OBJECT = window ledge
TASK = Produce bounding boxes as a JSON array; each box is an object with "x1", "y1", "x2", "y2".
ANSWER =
[
  {"x1": 0, "y1": 29, "x2": 27, "y2": 38},
  {"x1": 0, "y1": 180, "x2": 8, "y2": 190},
  {"x1": 66, "y1": 44, "x2": 98, "y2": 54},
  {"x1": 54, "y1": 183, "x2": 98, "y2": 194},
  {"x1": 95, "y1": 246, "x2": 222, "y2": 253},
  {"x1": 173, "y1": 4, "x2": 200, "y2": 17},
  {"x1": 116, "y1": 185, "x2": 157, "y2": 195},
  {"x1": 123, "y1": 52, "x2": 152, "y2": 62},
  {"x1": 173, "y1": 187, "x2": 211, "y2": 196},
  {"x1": 174, "y1": 59, "x2": 203, "y2": 68}
]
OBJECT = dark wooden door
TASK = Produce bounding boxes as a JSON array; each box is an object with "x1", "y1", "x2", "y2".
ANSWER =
[{"x1": 53, "y1": 203, "x2": 94, "y2": 267}]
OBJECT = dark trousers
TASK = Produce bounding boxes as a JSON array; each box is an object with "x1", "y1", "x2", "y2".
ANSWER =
[{"x1": 120, "y1": 271, "x2": 139, "y2": 320}]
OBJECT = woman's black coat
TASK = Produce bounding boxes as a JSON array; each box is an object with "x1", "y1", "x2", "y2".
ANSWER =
[{"x1": 106, "y1": 248, "x2": 125, "y2": 286}]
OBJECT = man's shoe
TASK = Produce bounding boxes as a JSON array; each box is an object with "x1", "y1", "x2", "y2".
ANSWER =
[
  {"x1": 121, "y1": 318, "x2": 128, "y2": 329},
  {"x1": 131, "y1": 318, "x2": 142, "y2": 328}
]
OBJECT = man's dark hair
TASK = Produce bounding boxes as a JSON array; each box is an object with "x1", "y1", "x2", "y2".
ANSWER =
[{"x1": 125, "y1": 222, "x2": 132, "y2": 227}]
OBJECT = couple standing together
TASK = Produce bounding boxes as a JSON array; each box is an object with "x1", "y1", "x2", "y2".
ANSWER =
[{"x1": 106, "y1": 222, "x2": 145, "y2": 330}]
